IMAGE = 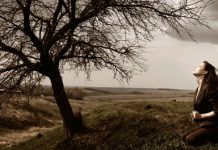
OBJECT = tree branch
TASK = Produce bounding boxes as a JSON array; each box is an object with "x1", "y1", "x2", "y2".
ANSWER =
[
  {"x1": 44, "y1": 22, "x2": 73, "y2": 50},
  {"x1": 0, "y1": 64, "x2": 26, "y2": 74},
  {"x1": 16, "y1": 0, "x2": 43, "y2": 51},
  {"x1": 54, "y1": 33, "x2": 74, "y2": 65},
  {"x1": 78, "y1": 0, "x2": 109, "y2": 23},
  {"x1": 0, "y1": 69, "x2": 30, "y2": 93},
  {"x1": 0, "y1": 40, "x2": 31, "y2": 65},
  {"x1": 71, "y1": 0, "x2": 76, "y2": 20}
]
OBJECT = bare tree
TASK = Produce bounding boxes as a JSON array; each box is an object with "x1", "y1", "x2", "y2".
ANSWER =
[{"x1": 0, "y1": 0, "x2": 212, "y2": 137}]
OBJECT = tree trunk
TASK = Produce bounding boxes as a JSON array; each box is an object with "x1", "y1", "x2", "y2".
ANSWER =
[{"x1": 49, "y1": 68, "x2": 77, "y2": 138}]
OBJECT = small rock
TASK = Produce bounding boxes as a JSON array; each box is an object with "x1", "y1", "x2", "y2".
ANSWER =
[
  {"x1": 172, "y1": 99, "x2": 176, "y2": 102},
  {"x1": 145, "y1": 105, "x2": 152, "y2": 109},
  {"x1": 36, "y1": 133, "x2": 43, "y2": 138}
]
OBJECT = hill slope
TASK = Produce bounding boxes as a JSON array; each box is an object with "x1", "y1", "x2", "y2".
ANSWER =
[{"x1": 5, "y1": 100, "x2": 218, "y2": 150}]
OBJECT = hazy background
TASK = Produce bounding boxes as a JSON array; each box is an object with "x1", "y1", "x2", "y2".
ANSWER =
[{"x1": 43, "y1": 0, "x2": 218, "y2": 90}]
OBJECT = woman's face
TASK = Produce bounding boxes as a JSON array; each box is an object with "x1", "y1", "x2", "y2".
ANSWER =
[{"x1": 193, "y1": 62, "x2": 207, "y2": 76}]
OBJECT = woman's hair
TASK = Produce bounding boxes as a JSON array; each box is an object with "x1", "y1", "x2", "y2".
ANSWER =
[
  {"x1": 196, "y1": 61, "x2": 218, "y2": 101},
  {"x1": 203, "y1": 60, "x2": 218, "y2": 86},
  {"x1": 196, "y1": 60, "x2": 218, "y2": 101}
]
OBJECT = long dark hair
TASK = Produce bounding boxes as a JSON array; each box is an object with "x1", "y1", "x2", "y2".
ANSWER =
[
  {"x1": 203, "y1": 60, "x2": 218, "y2": 87},
  {"x1": 195, "y1": 61, "x2": 218, "y2": 102}
]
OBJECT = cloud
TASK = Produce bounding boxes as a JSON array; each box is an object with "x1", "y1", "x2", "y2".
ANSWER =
[
  {"x1": 167, "y1": 1, "x2": 218, "y2": 44},
  {"x1": 205, "y1": 0, "x2": 218, "y2": 19}
]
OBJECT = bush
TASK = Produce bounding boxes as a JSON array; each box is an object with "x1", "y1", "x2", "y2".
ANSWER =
[{"x1": 68, "y1": 87, "x2": 85, "y2": 100}]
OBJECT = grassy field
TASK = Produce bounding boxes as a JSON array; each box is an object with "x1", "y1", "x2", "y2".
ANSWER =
[{"x1": 1, "y1": 87, "x2": 218, "y2": 150}]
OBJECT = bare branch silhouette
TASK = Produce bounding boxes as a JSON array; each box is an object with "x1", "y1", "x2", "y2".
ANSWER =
[{"x1": 0, "y1": 0, "x2": 212, "y2": 137}]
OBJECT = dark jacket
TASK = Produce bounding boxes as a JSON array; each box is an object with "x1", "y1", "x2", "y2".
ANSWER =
[{"x1": 194, "y1": 85, "x2": 218, "y2": 127}]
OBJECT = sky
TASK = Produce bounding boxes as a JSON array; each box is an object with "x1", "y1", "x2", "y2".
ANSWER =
[{"x1": 43, "y1": 0, "x2": 218, "y2": 90}]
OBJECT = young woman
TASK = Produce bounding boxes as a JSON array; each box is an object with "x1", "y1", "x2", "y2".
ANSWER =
[{"x1": 182, "y1": 61, "x2": 218, "y2": 146}]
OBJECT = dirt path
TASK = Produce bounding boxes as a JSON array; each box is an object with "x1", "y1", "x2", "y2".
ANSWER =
[{"x1": 0, "y1": 125, "x2": 60, "y2": 149}]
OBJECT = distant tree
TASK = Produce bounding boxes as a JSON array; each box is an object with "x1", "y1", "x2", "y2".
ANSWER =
[{"x1": 0, "y1": 0, "x2": 212, "y2": 137}]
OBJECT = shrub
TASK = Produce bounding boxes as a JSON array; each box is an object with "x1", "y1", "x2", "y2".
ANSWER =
[{"x1": 69, "y1": 87, "x2": 85, "y2": 100}]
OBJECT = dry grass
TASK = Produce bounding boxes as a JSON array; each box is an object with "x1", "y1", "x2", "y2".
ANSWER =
[
  {"x1": 4, "y1": 87, "x2": 217, "y2": 150},
  {"x1": 0, "y1": 97, "x2": 61, "y2": 149},
  {"x1": 6, "y1": 99, "x2": 218, "y2": 150}
]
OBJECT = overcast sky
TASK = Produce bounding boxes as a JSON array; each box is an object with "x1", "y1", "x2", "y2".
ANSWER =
[{"x1": 43, "y1": 0, "x2": 218, "y2": 90}]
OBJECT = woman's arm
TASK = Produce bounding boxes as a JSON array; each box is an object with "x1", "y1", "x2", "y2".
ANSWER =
[
  {"x1": 195, "y1": 88, "x2": 218, "y2": 120},
  {"x1": 193, "y1": 87, "x2": 218, "y2": 120},
  {"x1": 193, "y1": 111, "x2": 215, "y2": 120}
]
